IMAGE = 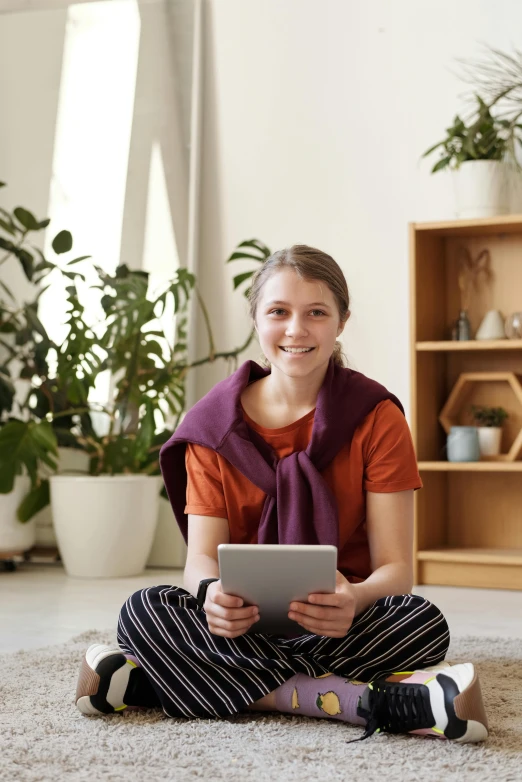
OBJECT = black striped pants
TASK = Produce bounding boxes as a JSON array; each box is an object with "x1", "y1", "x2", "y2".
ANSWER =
[{"x1": 116, "y1": 586, "x2": 450, "y2": 719}]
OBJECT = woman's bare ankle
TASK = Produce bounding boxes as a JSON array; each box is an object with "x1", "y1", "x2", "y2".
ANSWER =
[{"x1": 245, "y1": 690, "x2": 278, "y2": 711}]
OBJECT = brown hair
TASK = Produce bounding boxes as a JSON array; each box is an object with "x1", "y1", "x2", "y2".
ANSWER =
[{"x1": 248, "y1": 244, "x2": 350, "y2": 368}]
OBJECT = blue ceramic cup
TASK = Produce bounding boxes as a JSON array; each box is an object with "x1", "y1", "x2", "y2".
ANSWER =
[{"x1": 446, "y1": 426, "x2": 480, "y2": 462}]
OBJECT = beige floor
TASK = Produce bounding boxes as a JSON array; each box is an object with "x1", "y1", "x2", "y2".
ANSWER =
[{"x1": 1, "y1": 562, "x2": 522, "y2": 654}]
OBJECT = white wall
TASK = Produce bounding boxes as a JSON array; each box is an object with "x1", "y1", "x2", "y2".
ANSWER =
[
  {"x1": 194, "y1": 0, "x2": 522, "y2": 418},
  {"x1": 0, "y1": 7, "x2": 67, "y2": 305},
  {"x1": 2, "y1": 0, "x2": 521, "y2": 422}
]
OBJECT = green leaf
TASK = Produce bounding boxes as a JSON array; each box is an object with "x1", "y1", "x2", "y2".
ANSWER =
[
  {"x1": 232, "y1": 270, "x2": 255, "y2": 290},
  {"x1": 52, "y1": 230, "x2": 73, "y2": 254},
  {"x1": 0, "y1": 237, "x2": 34, "y2": 280},
  {"x1": 24, "y1": 305, "x2": 50, "y2": 341},
  {"x1": 13, "y1": 207, "x2": 40, "y2": 231},
  {"x1": 227, "y1": 251, "x2": 266, "y2": 263},
  {"x1": 135, "y1": 397, "x2": 155, "y2": 462},
  {"x1": 17, "y1": 479, "x2": 50, "y2": 523},
  {"x1": 237, "y1": 238, "x2": 271, "y2": 254},
  {"x1": 432, "y1": 156, "x2": 452, "y2": 173},
  {"x1": 0, "y1": 368, "x2": 16, "y2": 417},
  {"x1": 0, "y1": 278, "x2": 15, "y2": 301},
  {"x1": 0, "y1": 422, "x2": 31, "y2": 490},
  {"x1": 31, "y1": 419, "x2": 59, "y2": 453},
  {"x1": 0, "y1": 218, "x2": 16, "y2": 235}
]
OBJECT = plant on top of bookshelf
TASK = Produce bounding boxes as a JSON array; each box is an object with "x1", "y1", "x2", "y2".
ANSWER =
[
  {"x1": 422, "y1": 95, "x2": 515, "y2": 173},
  {"x1": 421, "y1": 47, "x2": 522, "y2": 218}
]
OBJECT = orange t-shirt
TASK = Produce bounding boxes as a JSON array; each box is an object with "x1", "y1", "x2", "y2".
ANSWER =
[{"x1": 184, "y1": 398, "x2": 423, "y2": 583}]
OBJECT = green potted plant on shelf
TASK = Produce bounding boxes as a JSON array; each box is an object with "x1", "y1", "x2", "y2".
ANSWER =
[
  {"x1": 470, "y1": 404, "x2": 509, "y2": 457},
  {"x1": 422, "y1": 94, "x2": 522, "y2": 219}
]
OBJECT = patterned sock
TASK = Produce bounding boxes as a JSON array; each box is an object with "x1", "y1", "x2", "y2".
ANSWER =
[{"x1": 274, "y1": 672, "x2": 368, "y2": 726}]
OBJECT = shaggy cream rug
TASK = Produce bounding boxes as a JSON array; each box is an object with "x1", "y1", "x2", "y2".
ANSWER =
[{"x1": 1, "y1": 630, "x2": 521, "y2": 782}]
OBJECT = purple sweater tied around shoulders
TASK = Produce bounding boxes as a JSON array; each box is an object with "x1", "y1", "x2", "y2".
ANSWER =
[{"x1": 159, "y1": 357, "x2": 404, "y2": 550}]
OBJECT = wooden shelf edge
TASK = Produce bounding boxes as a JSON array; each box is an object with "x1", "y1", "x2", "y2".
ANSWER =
[
  {"x1": 416, "y1": 340, "x2": 522, "y2": 351},
  {"x1": 412, "y1": 213, "x2": 522, "y2": 234},
  {"x1": 417, "y1": 548, "x2": 522, "y2": 566},
  {"x1": 418, "y1": 461, "x2": 522, "y2": 471}
]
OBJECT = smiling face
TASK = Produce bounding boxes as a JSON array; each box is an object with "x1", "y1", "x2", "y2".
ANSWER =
[{"x1": 253, "y1": 268, "x2": 347, "y2": 377}]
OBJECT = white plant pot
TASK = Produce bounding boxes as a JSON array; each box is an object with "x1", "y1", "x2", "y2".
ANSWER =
[
  {"x1": 50, "y1": 475, "x2": 161, "y2": 578},
  {"x1": 34, "y1": 447, "x2": 91, "y2": 547},
  {"x1": 477, "y1": 427, "x2": 502, "y2": 457},
  {"x1": 0, "y1": 476, "x2": 35, "y2": 553},
  {"x1": 147, "y1": 497, "x2": 187, "y2": 569},
  {"x1": 452, "y1": 160, "x2": 510, "y2": 219}
]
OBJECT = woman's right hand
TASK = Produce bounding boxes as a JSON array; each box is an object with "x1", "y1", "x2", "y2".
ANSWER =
[{"x1": 204, "y1": 580, "x2": 260, "y2": 638}]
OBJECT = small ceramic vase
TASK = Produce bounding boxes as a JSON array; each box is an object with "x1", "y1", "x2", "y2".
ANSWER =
[
  {"x1": 447, "y1": 426, "x2": 481, "y2": 462},
  {"x1": 475, "y1": 310, "x2": 506, "y2": 340}
]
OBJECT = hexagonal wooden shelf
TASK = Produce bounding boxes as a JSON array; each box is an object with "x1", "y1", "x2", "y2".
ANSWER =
[{"x1": 439, "y1": 371, "x2": 522, "y2": 461}]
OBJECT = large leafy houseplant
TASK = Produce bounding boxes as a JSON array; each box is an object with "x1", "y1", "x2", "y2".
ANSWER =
[
  {"x1": 1, "y1": 179, "x2": 273, "y2": 523},
  {"x1": 71, "y1": 236, "x2": 273, "y2": 483},
  {"x1": 0, "y1": 181, "x2": 96, "y2": 521}
]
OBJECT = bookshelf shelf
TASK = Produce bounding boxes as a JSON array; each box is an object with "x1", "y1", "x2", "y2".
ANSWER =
[
  {"x1": 410, "y1": 216, "x2": 522, "y2": 591},
  {"x1": 416, "y1": 339, "x2": 522, "y2": 351}
]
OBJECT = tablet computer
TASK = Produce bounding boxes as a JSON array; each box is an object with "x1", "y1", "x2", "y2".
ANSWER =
[{"x1": 217, "y1": 543, "x2": 337, "y2": 636}]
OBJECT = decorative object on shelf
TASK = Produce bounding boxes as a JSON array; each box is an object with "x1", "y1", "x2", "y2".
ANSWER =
[
  {"x1": 470, "y1": 404, "x2": 509, "y2": 457},
  {"x1": 457, "y1": 246, "x2": 493, "y2": 309},
  {"x1": 439, "y1": 371, "x2": 522, "y2": 462},
  {"x1": 451, "y1": 247, "x2": 493, "y2": 340},
  {"x1": 505, "y1": 311, "x2": 522, "y2": 339},
  {"x1": 421, "y1": 96, "x2": 518, "y2": 218},
  {"x1": 446, "y1": 426, "x2": 480, "y2": 462},
  {"x1": 452, "y1": 309, "x2": 472, "y2": 340},
  {"x1": 475, "y1": 309, "x2": 506, "y2": 340}
]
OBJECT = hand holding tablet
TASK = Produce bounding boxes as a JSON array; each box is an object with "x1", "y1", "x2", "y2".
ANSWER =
[{"x1": 217, "y1": 544, "x2": 337, "y2": 636}]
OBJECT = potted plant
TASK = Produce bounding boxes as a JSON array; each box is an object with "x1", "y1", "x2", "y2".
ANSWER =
[
  {"x1": 48, "y1": 240, "x2": 276, "y2": 576},
  {"x1": 0, "y1": 192, "x2": 271, "y2": 576},
  {"x1": 470, "y1": 404, "x2": 509, "y2": 457},
  {"x1": 422, "y1": 95, "x2": 522, "y2": 218},
  {"x1": 0, "y1": 182, "x2": 92, "y2": 555}
]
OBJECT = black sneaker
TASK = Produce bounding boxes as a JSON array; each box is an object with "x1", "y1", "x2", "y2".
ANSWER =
[
  {"x1": 347, "y1": 662, "x2": 489, "y2": 744},
  {"x1": 75, "y1": 643, "x2": 158, "y2": 715}
]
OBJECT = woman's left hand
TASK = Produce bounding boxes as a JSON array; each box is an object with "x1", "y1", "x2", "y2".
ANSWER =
[{"x1": 288, "y1": 570, "x2": 358, "y2": 637}]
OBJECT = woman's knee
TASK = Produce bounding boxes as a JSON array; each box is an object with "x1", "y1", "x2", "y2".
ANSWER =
[
  {"x1": 405, "y1": 594, "x2": 451, "y2": 659},
  {"x1": 373, "y1": 594, "x2": 450, "y2": 641},
  {"x1": 119, "y1": 584, "x2": 194, "y2": 622}
]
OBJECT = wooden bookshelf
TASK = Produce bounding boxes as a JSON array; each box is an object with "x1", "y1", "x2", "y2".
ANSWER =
[{"x1": 410, "y1": 215, "x2": 522, "y2": 590}]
